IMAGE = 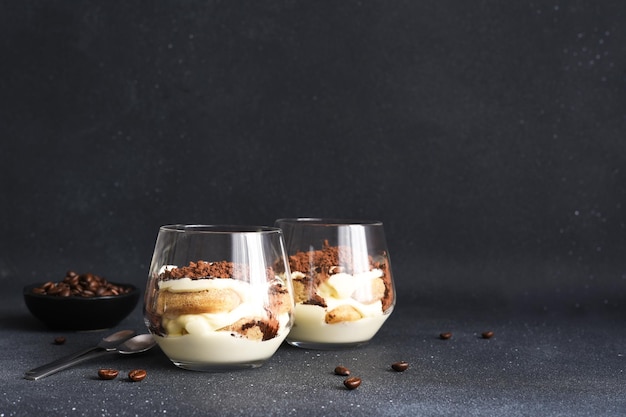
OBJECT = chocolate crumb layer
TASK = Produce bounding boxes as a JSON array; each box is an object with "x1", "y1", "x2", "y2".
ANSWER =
[
  {"x1": 160, "y1": 260, "x2": 243, "y2": 280},
  {"x1": 160, "y1": 260, "x2": 276, "y2": 282},
  {"x1": 241, "y1": 317, "x2": 280, "y2": 341},
  {"x1": 148, "y1": 260, "x2": 290, "y2": 338},
  {"x1": 221, "y1": 316, "x2": 280, "y2": 341},
  {"x1": 287, "y1": 241, "x2": 356, "y2": 276},
  {"x1": 303, "y1": 293, "x2": 327, "y2": 308},
  {"x1": 286, "y1": 241, "x2": 394, "y2": 311}
]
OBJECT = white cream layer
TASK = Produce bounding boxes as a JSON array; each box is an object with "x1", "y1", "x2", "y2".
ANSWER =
[
  {"x1": 155, "y1": 274, "x2": 292, "y2": 363},
  {"x1": 293, "y1": 269, "x2": 386, "y2": 315},
  {"x1": 159, "y1": 277, "x2": 270, "y2": 334},
  {"x1": 287, "y1": 304, "x2": 390, "y2": 344},
  {"x1": 155, "y1": 316, "x2": 290, "y2": 364},
  {"x1": 288, "y1": 268, "x2": 390, "y2": 344}
]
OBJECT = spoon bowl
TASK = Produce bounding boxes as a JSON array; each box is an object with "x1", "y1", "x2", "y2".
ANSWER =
[{"x1": 118, "y1": 334, "x2": 156, "y2": 354}]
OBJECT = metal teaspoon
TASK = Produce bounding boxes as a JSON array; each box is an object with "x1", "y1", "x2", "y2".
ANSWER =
[
  {"x1": 25, "y1": 334, "x2": 156, "y2": 380},
  {"x1": 25, "y1": 329, "x2": 135, "y2": 376}
]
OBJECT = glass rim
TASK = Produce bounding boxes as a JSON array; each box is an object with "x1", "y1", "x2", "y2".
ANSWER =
[
  {"x1": 275, "y1": 218, "x2": 383, "y2": 226},
  {"x1": 159, "y1": 224, "x2": 282, "y2": 234}
]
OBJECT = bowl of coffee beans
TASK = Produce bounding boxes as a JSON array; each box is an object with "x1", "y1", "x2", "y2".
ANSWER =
[{"x1": 23, "y1": 271, "x2": 140, "y2": 330}]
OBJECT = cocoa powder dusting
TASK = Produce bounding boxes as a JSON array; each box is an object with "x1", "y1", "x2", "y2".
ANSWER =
[
  {"x1": 303, "y1": 293, "x2": 327, "y2": 308},
  {"x1": 160, "y1": 260, "x2": 275, "y2": 281},
  {"x1": 287, "y1": 241, "x2": 359, "y2": 276}
]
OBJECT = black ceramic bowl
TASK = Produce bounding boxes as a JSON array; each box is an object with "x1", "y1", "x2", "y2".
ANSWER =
[{"x1": 23, "y1": 283, "x2": 141, "y2": 330}]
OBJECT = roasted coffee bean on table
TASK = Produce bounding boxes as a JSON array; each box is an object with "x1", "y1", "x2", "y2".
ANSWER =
[
  {"x1": 439, "y1": 332, "x2": 452, "y2": 340},
  {"x1": 128, "y1": 369, "x2": 147, "y2": 382},
  {"x1": 391, "y1": 361, "x2": 409, "y2": 372},
  {"x1": 32, "y1": 271, "x2": 132, "y2": 298},
  {"x1": 343, "y1": 376, "x2": 362, "y2": 390},
  {"x1": 334, "y1": 366, "x2": 351, "y2": 376},
  {"x1": 53, "y1": 336, "x2": 66, "y2": 345},
  {"x1": 97, "y1": 369, "x2": 119, "y2": 380},
  {"x1": 481, "y1": 330, "x2": 495, "y2": 339}
]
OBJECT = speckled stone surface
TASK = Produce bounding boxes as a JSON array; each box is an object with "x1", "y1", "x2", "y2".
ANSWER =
[{"x1": 3, "y1": 261, "x2": 626, "y2": 416}]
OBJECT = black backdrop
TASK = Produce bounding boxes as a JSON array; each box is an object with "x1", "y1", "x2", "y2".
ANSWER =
[{"x1": 1, "y1": 1, "x2": 625, "y2": 307}]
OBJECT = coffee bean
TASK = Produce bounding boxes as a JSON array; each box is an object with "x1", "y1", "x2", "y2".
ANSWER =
[
  {"x1": 98, "y1": 369, "x2": 119, "y2": 380},
  {"x1": 32, "y1": 271, "x2": 132, "y2": 298},
  {"x1": 47, "y1": 285, "x2": 63, "y2": 295},
  {"x1": 66, "y1": 274, "x2": 79, "y2": 287},
  {"x1": 343, "y1": 376, "x2": 362, "y2": 390},
  {"x1": 439, "y1": 332, "x2": 452, "y2": 340},
  {"x1": 391, "y1": 361, "x2": 409, "y2": 372},
  {"x1": 481, "y1": 330, "x2": 494, "y2": 339},
  {"x1": 334, "y1": 366, "x2": 350, "y2": 376},
  {"x1": 53, "y1": 336, "x2": 66, "y2": 345},
  {"x1": 128, "y1": 369, "x2": 147, "y2": 382}
]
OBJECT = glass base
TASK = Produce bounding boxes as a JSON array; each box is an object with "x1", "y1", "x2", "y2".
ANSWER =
[
  {"x1": 286, "y1": 339, "x2": 370, "y2": 350},
  {"x1": 170, "y1": 359, "x2": 266, "y2": 372}
]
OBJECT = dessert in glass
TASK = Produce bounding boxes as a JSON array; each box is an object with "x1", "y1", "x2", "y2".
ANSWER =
[
  {"x1": 274, "y1": 218, "x2": 395, "y2": 349},
  {"x1": 144, "y1": 225, "x2": 294, "y2": 371}
]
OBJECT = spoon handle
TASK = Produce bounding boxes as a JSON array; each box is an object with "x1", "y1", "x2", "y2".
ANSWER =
[
  {"x1": 25, "y1": 329, "x2": 135, "y2": 376},
  {"x1": 24, "y1": 349, "x2": 111, "y2": 381},
  {"x1": 25, "y1": 346, "x2": 101, "y2": 375}
]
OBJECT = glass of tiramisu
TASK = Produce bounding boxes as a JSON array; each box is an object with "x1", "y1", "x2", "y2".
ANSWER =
[
  {"x1": 144, "y1": 225, "x2": 294, "y2": 371},
  {"x1": 274, "y1": 218, "x2": 396, "y2": 349}
]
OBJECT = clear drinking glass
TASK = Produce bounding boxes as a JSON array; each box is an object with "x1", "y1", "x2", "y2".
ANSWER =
[
  {"x1": 274, "y1": 218, "x2": 396, "y2": 349},
  {"x1": 144, "y1": 225, "x2": 294, "y2": 371}
]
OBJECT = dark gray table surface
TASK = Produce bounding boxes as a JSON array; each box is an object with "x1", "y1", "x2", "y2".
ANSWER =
[{"x1": 2, "y1": 262, "x2": 625, "y2": 417}]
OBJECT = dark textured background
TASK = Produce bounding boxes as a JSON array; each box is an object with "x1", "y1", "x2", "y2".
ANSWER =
[
  {"x1": 1, "y1": 1, "x2": 625, "y2": 304},
  {"x1": 2, "y1": 3, "x2": 626, "y2": 416}
]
